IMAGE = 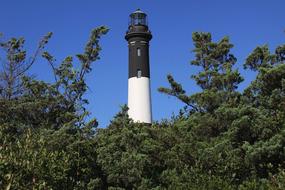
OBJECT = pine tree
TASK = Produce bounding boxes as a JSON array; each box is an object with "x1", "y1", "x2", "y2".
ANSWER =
[
  {"x1": 159, "y1": 32, "x2": 243, "y2": 114},
  {"x1": 0, "y1": 26, "x2": 109, "y2": 189}
]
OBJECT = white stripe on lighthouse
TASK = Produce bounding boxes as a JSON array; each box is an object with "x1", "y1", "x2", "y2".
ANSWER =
[{"x1": 128, "y1": 77, "x2": 152, "y2": 123}]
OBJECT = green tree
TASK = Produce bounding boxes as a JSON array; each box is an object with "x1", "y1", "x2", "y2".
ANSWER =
[
  {"x1": 159, "y1": 32, "x2": 243, "y2": 114},
  {"x1": 0, "y1": 33, "x2": 51, "y2": 100},
  {"x1": 239, "y1": 41, "x2": 285, "y2": 178},
  {"x1": 0, "y1": 26, "x2": 108, "y2": 189}
]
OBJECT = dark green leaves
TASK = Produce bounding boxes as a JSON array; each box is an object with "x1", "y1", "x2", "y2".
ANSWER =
[
  {"x1": 1, "y1": 27, "x2": 285, "y2": 189},
  {"x1": 159, "y1": 32, "x2": 243, "y2": 114},
  {"x1": 0, "y1": 27, "x2": 108, "y2": 189}
]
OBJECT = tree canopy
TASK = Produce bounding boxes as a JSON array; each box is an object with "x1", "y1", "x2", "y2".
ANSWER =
[{"x1": 1, "y1": 28, "x2": 285, "y2": 189}]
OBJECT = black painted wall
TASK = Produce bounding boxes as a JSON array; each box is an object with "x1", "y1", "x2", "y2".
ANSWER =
[{"x1": 125, "y1": 25, "x2": 152, "y2": 78}]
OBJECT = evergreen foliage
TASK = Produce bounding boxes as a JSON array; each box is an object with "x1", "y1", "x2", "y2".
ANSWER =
[{"x1": 1, "y1": 29, "x2": 285, "y2": 189}]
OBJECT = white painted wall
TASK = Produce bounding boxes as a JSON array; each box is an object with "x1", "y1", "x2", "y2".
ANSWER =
[{"x1": 128, "y1": 77, "x2": 152, "y2": 123}]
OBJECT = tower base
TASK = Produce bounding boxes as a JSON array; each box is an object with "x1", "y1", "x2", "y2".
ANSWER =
[{"x1": 128, "y1": 77, "x2": 152, "y2": 123}]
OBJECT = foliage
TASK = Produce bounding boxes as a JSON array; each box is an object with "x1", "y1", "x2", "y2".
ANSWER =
[
  {"x1": 158, "y1": 32, "x2": 243, "y2": 114},
  {"x1": 1, "y1": 29, "x2": 285, "y2": 190},
  {"x1": 0, "y1": 26, "x2": 108, "y2": 189}
]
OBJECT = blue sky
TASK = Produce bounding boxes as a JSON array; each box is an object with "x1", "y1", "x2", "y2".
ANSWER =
[{"x1": 1, "y1": 0, "x2": 285, "y2": 127}]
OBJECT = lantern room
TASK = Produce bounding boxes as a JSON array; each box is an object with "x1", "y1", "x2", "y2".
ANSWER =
[{"x1": 129, "y1": 9, "x2": 148, "y2": 26}]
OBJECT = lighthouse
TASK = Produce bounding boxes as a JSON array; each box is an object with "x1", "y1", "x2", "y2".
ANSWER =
[{"x1": 125, "y1": 9, "x2": 152, "y2": 124}]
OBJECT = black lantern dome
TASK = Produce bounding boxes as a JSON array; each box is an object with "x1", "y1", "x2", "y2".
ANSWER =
[
  {"x1": 129, "y1": 9, "x2": 148, "y2": 26},
  {"x1": 125, "y1": 9, "x2": 152, "y2": 41}
]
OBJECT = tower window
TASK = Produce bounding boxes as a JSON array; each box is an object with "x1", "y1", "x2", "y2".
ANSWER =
[
  {"x1": 137, "y1": 69, "x2": 142, "y2": 78},
  {"x1": 137, "y1": 48, "x2": 141, "y2": 56}
]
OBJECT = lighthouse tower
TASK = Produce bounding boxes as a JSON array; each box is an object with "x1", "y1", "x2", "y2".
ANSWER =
[{"x1": 125, "y1": 9, "x2": 152, "y2": 123}]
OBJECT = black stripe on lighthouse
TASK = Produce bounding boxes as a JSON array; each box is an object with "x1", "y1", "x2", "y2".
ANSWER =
[
  {"x1": 128, "y1": 39, "x2": 150, "y2": 78},
  {"x1": 125, "y1": 16, "x2": 152, "y2": 79}
]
